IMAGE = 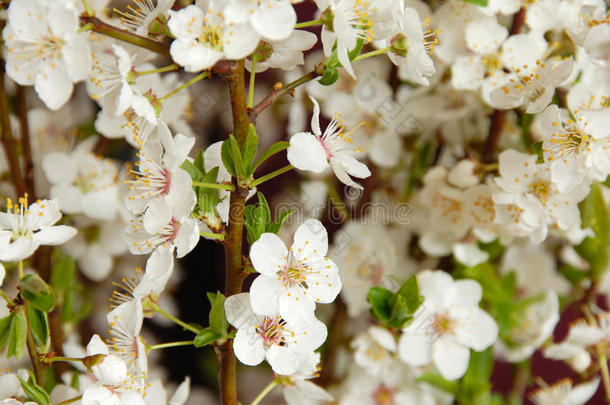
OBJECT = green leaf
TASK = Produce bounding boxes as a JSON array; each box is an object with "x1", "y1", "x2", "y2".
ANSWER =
[
  {"x1": 368, "y1": 286, "x2": 394, "y2": 322},
  {"x1": 460, "y1": 348, "x2": 494, "y2": 405},
  {"x1": 19, "y1": 374, "x2": 50, "y2": 405},
  {"x1": 417, "y1": 373, "x2": 459, "y2": 395},
  {"x1": 520, "y1": 113, "x2": 534, "y2": 149},
  {"x1": 8, "y1": 307, "x2": 27, "y2": 359},
  {"x1": 478, "y1": 239, "x2": 503, "y2": 261},
  {"x1": 198, "y1": 167, "x2": 221, "y2": 215},
  {"x1": 50, "y1": 249, "x2": 76, "y2": 295},
  {"x1": 193, "y1": 150, "x2": 205, "y2": 173},
  {"x1": 221, "y1": 138, "x2": 237, "y2": 177},
  {"x1": 253, "y1": 141, "x2": 290, "y2": 170},
  {"x1": 318, "y1": 66, "x2": 339, "y2": 86},
  {"x1": 21, "y1": 274, "x2": 55, "y2": 312},
  {"x1": 180, "y1": 159, "x2": 203, "y2": 182},
  {"x1": 229, "y1": 134, "x2": 246, "y2": 178},
  {"x1": 25, "y1": 303, "x2": 50, "y2": 353},
  {"x1": 462, "y1": 0, "x2": 488, "y2": 6},
  {"x1": 387, "y1": 275, "x2": 424, "y2": 328},
  {"x1": 0, "y1": 314, "x2": 11, "y2": 348},
  {"x1": 577, "y1": 182, "x2": 610, "y2": 279},
  {"x1": 269, "y1": 209, "x2": 295, "y2": 234},
  {"x1": 208, "y1": 291, "x2": 228, "y2": 337},
  {"x1": 404, "y1": 141, "x2": 436, "y2": 199},
  {"x1": 194, "y1": 328, "x2": 218, "y2": 348},
  {"x1": 243, "y1": 124, "x2": 259, "y2": 175},
  {"x1": 347, "y1": 36, "x2": 365, "y2": 61}
]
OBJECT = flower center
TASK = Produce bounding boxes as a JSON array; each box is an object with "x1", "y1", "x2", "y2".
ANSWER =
[
  {"x1": 198, "y1": 24, "x2": 223, "y2": 50},
  {"x1": 528, "y1": 178, "x2": 551, "y2": 204},
  {"x1": 481, "y1": 53, "x2": 501, "y2": 76},
  {"x1": 373, "y1": 385, "x2": 395, "y2": 405},
  {"x1": 255, "y1": 316, "x2": 287, "y2": 347},
  {"x1": 432, "y1": 313, "x2": 454, "y2": 336}
]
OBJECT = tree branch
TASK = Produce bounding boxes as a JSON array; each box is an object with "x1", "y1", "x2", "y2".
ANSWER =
[
  {"x1": 219, "y1": 59, "x2": 250, "y2": 405},
  {"x1": 248, "y1": 66, "x2": 323, "y2": 122}
]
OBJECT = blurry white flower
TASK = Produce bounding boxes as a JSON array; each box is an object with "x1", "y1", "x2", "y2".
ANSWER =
[
  {"x1": 43, "y1": 146, "x2": 120, "y2": 221},
  {"x1": 529, "y1": 377, "x2": 600, "y2": 405},
  {"x1": 246, "y1": 30, "x2": 318, "y2": 73},
  {"x1": 3, "y1": 0, "x2": 92, "y2": 109},
  {"x1": 398, "y1": 270, "x2": 498, "y2": 380},
  {"x1": 280, "y1": 352, "x2": 333, "y2": 405}
]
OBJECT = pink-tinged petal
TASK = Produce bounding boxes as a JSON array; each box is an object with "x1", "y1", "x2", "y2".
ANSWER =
[
  {"x1": 249, "y1": 275, "x2": 282, "y2": 316},
  {"x1": 266, "y1": 345, "x2": 299, "y2": 375},
  {"x1": 250, "y1": 1, "x2": 296, "y2": 40},
  {"x1": 225, "y1": 293, "x2": 258, "y2": 329},
  {"x1": 34, "y1": 225, "x2": 77, "y2": 246},
  {"x1": 398, "y1": 332, "x2": 432, "y2": 366},
  {"x1": 250, "y1": 233, "x2": 288, "y2": 275},
  {"x1": 287, "y1": 132, "x2": 328, "y2": 173},
  {"x1": 432, "y1": 337, "x2": 470, "y2": 380},
  {"x1": 292, "y1": 219, "x2": 328, "y2": 257},
  {"x1": 233, "y1": 327, "x2": 266, "y2": 366}
]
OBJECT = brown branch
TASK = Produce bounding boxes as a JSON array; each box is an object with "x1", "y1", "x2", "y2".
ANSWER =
[
  {"x1": 219, "y1": 59, "x2": 250, "y2": 405},
  {"x1": 80, "y1": 15, "x2": 171, "y2": 57},
  {"x1": 248, "y1": 66, "x2": 324, "y2": 122},
  {"x1": 0, "y1": 62, "x2": 26, "y2": 197},
  {"x1": 318, "y1": 298, "x2": 347, "y2": 385}
]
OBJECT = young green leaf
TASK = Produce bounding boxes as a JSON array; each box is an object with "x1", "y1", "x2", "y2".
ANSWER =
[
  {"x1": 194, "y1": 328, "x2": 218, "y2": 348},
  {"x1": 253, "y1": 141, "x2": 290, "y2": 170},
  {"x1": 21, "y1": 274, "x2": 55, "y2": 312},
  {"x1": 318, "y1": 66, "x2": 339, "y2": 86},
  {"x1": 193, "y1": 150, "x2": 206, "y2": 173},
  {"x1": 269, "y1": 209, "x2": 295, "y2": 234},
  {"x1": 229, "y1": 134, "x2": 246, "y2": 178},
  {"x1": 0, "y1": 313, "x2": 12, "y2": 348},
  {"x1": 462, "y1": 0, "x2": 488, "y2": 6},
  {"x1": 207, "y1": 291, "x2": 228, "y2": 338},
  {"x1": 368, "y1": 286, "x2": 394, "y2": 322},
  {"x1": 8, "y1": 307, "x2": 27, "y2": 359},
  {"x1": 19, "y1": 374, "x2": 50, "y2": 405},
  {"x1": 417, "y1": 373, "x2": 459, "y2": 395},
  {"x1": 243, "y1": 124, "x2": 259, "y2": 175},
  {"x1": 221, "y1": 138, "x2": 237, "y2": 177},
  {"x1": 180, "y1": 159, "x2": 204, "y2": 182},
  {"x1": 25, "y1": 303, "x2": 50, "y2": 353}
]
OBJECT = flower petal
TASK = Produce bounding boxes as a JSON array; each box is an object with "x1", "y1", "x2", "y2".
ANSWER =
[{"x1": 250, "y1": 233, "x2": 288, "y2": 275}]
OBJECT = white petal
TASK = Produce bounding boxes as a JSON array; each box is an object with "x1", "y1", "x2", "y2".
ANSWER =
[
  {"x1": 250, "y1": 1, "x2": 296, "y2": 40},
  {"x1": 331, "y1": 154, "x2": 371, "y2": 179},
  {"x1": 233, "y1": 327, "x2": 266, "y2": 366},
  {"x1": 266, "y1": 345, "x2": 299, "y2": 375},
  {"x1": 287, "y1": 132, "x2": 328, "y2": 173},
  {"x1": 293, "y1": 219, "x2": 328, "y2": 257},
  {"x1": 398, "y1": 332, "x2": 432, "y2": 366},
  {"x1": 169, "y1": 377, "x2": 190, "y2": 405},
  {"x1": 249, "y1": 275, "x2": 282, "y2": 315},
  {"x1": 34, "y1": 225, "x2": 77, "y2": 246},
  {"x1": 278, "y1": 287, "x2": 316, "y2": 325},
  {"x1": 168, "y1": 6, "x2": 203, "y2": 39},
  {"x1": 250, "y1": 233, "x2": 288, "y2": 275},
  {"x1": 452, "y1": 306, "x2": 498, "y2": 351},
  {"x1": 34, "y1": 63, "x2": 73, "y2": 110},
  {"x1": 225, "y1": 293, "x2": 258, "y2": 329},
  {"x1": 42, "y1": 152, "x2": 77, "y2": 185},
  {"x1": 223, "y1": 23, "x2": 260, "y2": 59},
  {"x1": 432, "y1": 337, "x2": 470, "y2": 380}
]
